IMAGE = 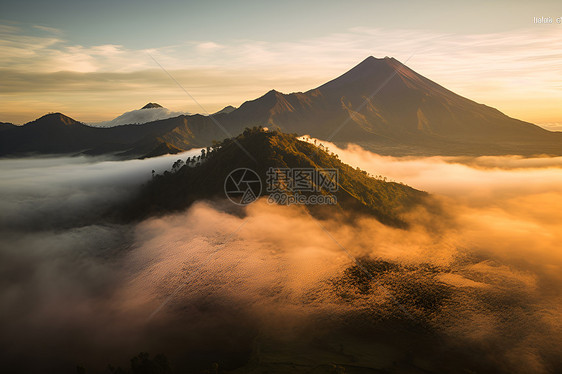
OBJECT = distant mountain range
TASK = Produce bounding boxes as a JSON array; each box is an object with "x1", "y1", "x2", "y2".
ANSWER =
[
  {"x1": 123, "y1": 128, "x2": 427, "y2": 227},
  {"x1": 1, "y1": 56, "x2": 561, "y2": 158},
  {"x1": 90, "y1": 102, "x2": 190, "y2": 127}
]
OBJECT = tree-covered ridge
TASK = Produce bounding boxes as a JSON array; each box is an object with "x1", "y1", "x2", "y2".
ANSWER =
[{"x1": 127, "y1": 128, "x2": 427, "y2": 227}]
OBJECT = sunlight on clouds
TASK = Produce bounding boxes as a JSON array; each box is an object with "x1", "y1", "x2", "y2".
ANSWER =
[
  {"x1": 1, "y1": 149, "x2": 562, "y2": 371},
  {"x1": 32, "y1": 25, "x2": 63, "y2": 35},
  {"x1": 315, "y1": 139, "x2": 562, "y2": 202}
]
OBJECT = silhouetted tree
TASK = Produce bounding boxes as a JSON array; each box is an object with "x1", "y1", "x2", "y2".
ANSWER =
[{"x1": 172, "y1": 159, "x2": 184, "y2": 171}]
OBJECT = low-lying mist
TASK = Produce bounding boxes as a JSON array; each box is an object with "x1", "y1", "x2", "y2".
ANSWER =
[
  {"x1": 0, "y1": 151, "x2": 201, "y2": 230},
  {"x1": 1, "y1": 144, "x2": 561, "y2": 373}
]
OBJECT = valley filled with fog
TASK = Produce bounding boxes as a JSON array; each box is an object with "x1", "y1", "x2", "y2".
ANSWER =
[{"x1": 1, "y1": 145, "x2": 561, "y2": 373}]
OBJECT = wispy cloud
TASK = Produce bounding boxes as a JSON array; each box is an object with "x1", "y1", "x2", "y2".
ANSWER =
[{"x1": 32, "y1": 25, "x2": 63, "y2": 35}]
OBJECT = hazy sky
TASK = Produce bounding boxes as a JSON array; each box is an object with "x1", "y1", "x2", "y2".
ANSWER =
[{"x1": 1, "y1": 0, "x2": 561, "y2": 127}]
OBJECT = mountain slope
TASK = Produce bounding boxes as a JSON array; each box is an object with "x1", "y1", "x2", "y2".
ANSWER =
[
  {"x1": 315, "y1": 56, "x2": 551, "y2": 140},
  {"x1": 0, "y1": 113, "x2": 107, "y2": 155},
  {"x1": 223, "y1": 57, "x2": 561, "y2": 155},
  {"x1": 213, "y1": 105, "x2": 237, "y2": 115},
  {"x1": 124, "y1": 128, "x2": 427, "y2": 227},
  {"x1": 0, "y1": 122, "x2": 17, "y2": 132}
]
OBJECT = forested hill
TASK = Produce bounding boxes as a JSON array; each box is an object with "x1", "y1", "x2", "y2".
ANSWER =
[{"x1": 124, "y1": 128, "x2": 427, "y2": 227}]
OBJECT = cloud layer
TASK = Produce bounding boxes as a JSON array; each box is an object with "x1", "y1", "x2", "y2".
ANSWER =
[{"x1": 1, "y1": 148, "x2": 562, "y2": 372}]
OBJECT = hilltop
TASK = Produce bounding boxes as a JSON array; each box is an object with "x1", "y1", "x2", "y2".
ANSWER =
[{"x1": 124, "y1": 128, "x2": 427, "y2": 227}]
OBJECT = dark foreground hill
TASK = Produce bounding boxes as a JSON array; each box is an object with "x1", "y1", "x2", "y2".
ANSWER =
[{"x1": 123, "y1": 128, "x2": 427, "y2": 227}]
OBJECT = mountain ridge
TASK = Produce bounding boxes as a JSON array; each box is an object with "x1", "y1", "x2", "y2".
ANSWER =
[
  {"x1": 24, "y1": 113, "x2": 85, "y2": 128},
  {"x1": 2, "y1": 56, "x2": 561, "y2": 158}
]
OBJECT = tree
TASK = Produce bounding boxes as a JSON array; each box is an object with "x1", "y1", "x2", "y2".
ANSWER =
[{"x1": 172, "y1": 159, "x2": 184, "y2": 171}]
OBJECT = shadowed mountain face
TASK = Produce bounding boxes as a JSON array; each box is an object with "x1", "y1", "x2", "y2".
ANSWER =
[
  {"x1": 0, "y1": 122, "x2": 17, "y2": 132},
  {"x1": 1, "y1": 56, "x2": 561, "y2": 158}
]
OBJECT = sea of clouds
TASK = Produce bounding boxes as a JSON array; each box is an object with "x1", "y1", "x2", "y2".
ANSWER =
[{"x1": 1, "y1": 144, "x2": 561, "y2": 373}]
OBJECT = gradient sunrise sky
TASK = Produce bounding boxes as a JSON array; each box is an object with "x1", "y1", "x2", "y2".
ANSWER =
[{"x1": 1, "y1": 0, "x2": 561, "y2": 129}]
